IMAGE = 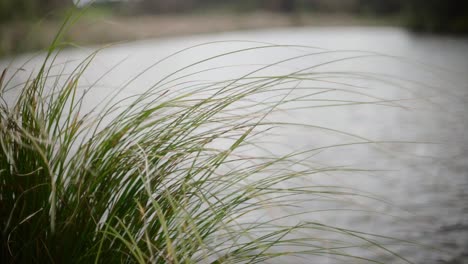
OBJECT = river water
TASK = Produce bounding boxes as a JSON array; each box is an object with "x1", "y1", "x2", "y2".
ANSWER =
[{"x1": 2, "y1": 27, "x2": 468, "y2": 263}]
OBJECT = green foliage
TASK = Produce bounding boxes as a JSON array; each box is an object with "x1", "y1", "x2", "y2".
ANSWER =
[
  {"x1": 356, "y1": 0, "x2": 403, "y2": 15},
  {"x1": 0, "y1": 0, "x2": 72, "y2": 22},
  {"x1": 406, "y1": 0, "x2": 468, "y2": 34}
]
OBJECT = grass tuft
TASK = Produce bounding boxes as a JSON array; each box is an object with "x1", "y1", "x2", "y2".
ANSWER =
[{"x1": 0, "y1": 12, "x2": 427, "y2": 264}]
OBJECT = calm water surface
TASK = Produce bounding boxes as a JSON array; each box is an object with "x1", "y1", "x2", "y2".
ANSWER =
[{"x1": 2, "y1": 27, "x2": 468, "y2": 263}]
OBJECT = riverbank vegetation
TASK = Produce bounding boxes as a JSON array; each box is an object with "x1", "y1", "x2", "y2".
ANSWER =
[
  {"x1": 2, "y1": 0, "x2": 466, "y2": 58},
  {"x1": 5, "y1": 0, "x2": 468, "y2": 58},
  {"x1": 406, "y1": 0, "x2": 468, "y2": 34},
  {"x1": 0, "y1": 1, "x2": 403, "y2": 57}
]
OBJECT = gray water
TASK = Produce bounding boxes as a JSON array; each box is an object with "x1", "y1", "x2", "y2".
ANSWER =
[{"x1": 2, "y1": 27, "x2": 468, "y2": 263}]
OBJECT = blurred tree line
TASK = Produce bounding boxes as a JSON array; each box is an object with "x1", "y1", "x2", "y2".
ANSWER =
[
  {"x1": 406, "y1": 0, "x2": 468, "y2": 33},
  {"x1": 128, "y1": 0, "x2": 467, "y2": 33},
  {"x1": 125, "y1": 0, "x2": 403, "y2": 14},
  {"x1": 1, "y1": 0, "x2": 467, "y2": 34},
  {"x1": 0, "y1": 0, "x2": 72, "y2": 22}
]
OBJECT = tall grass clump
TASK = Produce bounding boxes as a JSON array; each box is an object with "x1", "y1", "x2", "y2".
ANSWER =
[{"x1": 0, "y1": 12, "x2": 423, "y2": 264}]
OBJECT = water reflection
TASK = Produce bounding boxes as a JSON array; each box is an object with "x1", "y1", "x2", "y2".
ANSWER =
[{"x1": 2, "y1": 27, "x2": 468, "y2": 263}]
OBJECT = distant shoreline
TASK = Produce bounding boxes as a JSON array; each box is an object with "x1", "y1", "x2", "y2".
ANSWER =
[{"x1": 0, "y1": 12, "x2": 402, "y2": 56}]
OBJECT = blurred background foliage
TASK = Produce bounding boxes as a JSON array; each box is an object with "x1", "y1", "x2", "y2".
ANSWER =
[
  {"x1": 1, "y1": 0, "x2": 467, "y2": 33},
  {"x1": 0, "y1": 0, "x2": 72, "y2": 22},
  {"x1": 406, "y1": 0, "x2": 468, "y2": 34},
  {"x1": 0, "y1": 0, "x2": 467, "y2": 56}
]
